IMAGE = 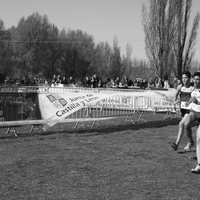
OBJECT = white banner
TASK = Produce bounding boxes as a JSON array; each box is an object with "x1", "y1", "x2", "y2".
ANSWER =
[
  {"x1": 38, "y1": 92, "x2": 115, "y2": 130},
  {"x1": 38, "y1": 89, "x2": 176, "y2": 130}
]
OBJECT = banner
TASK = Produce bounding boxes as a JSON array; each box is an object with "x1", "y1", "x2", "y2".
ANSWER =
[
  {"x1": 0, "y1": 92, "x2": 41, "y2": 121},
  {"x1": 38, "y1": 89, "x2": 176, "y2": 130},
  {"x1": 38, "y1": 92, "x2": 114, "y2": 130}
]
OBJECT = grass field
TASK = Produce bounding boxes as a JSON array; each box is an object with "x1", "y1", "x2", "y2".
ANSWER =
[{"x1": 1, "y1": 113, "x2": 200, "y2": 200}]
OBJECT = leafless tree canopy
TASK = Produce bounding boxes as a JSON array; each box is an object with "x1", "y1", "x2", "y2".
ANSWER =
[{"x1": 142, "y1": 0, "x2": 200, "y2": 79}]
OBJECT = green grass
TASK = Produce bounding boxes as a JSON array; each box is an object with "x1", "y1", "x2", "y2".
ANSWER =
[{"x1": 0, "y1": 113, "x2": 200, "y2": 200}]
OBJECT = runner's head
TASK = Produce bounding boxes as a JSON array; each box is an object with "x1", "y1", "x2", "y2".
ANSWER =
[
  {"x1": 192, "y1": 72, "x2": 200, "y2": 88},
  {"x1": 182, "y1": 71, "x2": 191, "y2": 85}
]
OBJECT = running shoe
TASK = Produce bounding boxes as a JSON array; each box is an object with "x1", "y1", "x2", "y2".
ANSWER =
[
  {"x1": 191, "y1": 165, "x2": 200, "y2": 173},
  {"x1": 171, "y1": 142, "x2": 178, "y2": 151},
  {"x1": 184, "y1": 141, "x2": 195, "y2": 152}
]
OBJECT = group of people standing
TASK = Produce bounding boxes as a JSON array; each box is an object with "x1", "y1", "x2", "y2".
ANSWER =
[
  {"x1": 51, "y1": 75, "x2": 76, "y2": 86},
  {"x1": 51, "y1": 74, "x2": 149, "y2": 89},
  {"x1": 171, "y1": 71, "x2": 200, "y2": 173}
]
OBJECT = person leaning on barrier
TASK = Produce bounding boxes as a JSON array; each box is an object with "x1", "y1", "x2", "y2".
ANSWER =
[
  {"x1": 155, "y1": 78, "x2": 163, "y2": 88},
  {"x1": 171, "y1": 71, "x2": 195, "y2": 151},
  {"x1": 56, "y1": 75, "x2": 61, "y2": 85},
  {"x1": 114, "y1": 76, "x2": 121, "y2": 87},
  {"x1": 91, "y1": 74, "x2": 99, "y2": 88},
  {"x1": 106, "y1": 78, "x2": 116, "y2": 88},
  {"x1": 103, "y1": 74, "x2": 111, "y2": 87},
  {"x1": 69, "y1": 76, "x2": 76, "y2": 86},
  {"x1": 163, "y1": 79, "x2": 171, "y2": 89},
  {"x1": 122, "y1": 76, "x2": 129, "y2": 87},
  {"x1": 147, "y1": 78, "x2": 155, "y2": 88},
  {"x1": 51, "y1": 74, "x2": 57, "y2": 86},
  {"x1": 173, "y1": 77, "x2": 181, "y2": 89},
  {"x1": 61, "y1": 76, "x2": 68, "y2": 85},
  {"x1": 84, "y1": 76, "x2": 91, "y2": 87}
]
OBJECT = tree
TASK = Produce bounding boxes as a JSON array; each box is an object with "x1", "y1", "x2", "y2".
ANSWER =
[
  {"x1": 190, "y1": 60, "x2": 200, "y2": 74},
  {"x1": 131, "y1": 58, "x2": 152, "y2": 80},
  {"x1": 109, "y1": 36, "x2": 122, "y2": 78},
  {"x1": 41, "y1": 24, "x2": 62, "y2": 79},
  {"x1": 0, "y1": 19, "x2": 13, "y2": 79},
  {"x1": 0, "y1": 19, "x2": 7, "y2": 76},
  {"x1": 142, "y1": 0, "x2": 200, "y2": 80},
  {"x1": 12, "y1": 13, "x2": 51, "y2": 79},
  {"x1": 173, "y1": 0, "x2": 200, "y2": 78},
  {"x1": 59, "y1": 29, "x2": 94, "y2": 81},
  {"x1": 121, "y1": 43, "x2": 133, "y2": 78},
  {"x1": 142, "y1": 0, "x2": 177, "y2": 80},
  {"x1": 91, "y1": 41, "x2": 112, "y2": 78}
]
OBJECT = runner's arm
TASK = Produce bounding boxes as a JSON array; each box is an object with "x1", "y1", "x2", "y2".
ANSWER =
[{"x1": 174, "y1": 84, "x2": 181, "y2": 103}]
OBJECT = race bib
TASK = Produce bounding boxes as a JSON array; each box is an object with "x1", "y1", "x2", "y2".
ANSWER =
[{"x1": 181, "y1": 101, "x2": 191, "y2": 109}]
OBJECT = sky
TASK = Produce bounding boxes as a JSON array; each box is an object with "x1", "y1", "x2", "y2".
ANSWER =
[{"x1": 0, "y1": 0, "x2": 200, "y2": 61}]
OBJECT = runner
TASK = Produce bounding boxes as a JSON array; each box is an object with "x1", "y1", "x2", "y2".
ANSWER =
[
  {"x1": 186, "y1": 72, "x2": 200, "y2": 173},
  {"x1": 171, "y1": 71, "x2": 195, "y2": 151}
]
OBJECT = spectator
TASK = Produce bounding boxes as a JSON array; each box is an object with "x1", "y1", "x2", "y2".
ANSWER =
[
  {"x1": 138, "y1": 79, "x2": 144, "y2": 88},
  {"x1": 127, "y1": 79, "x2": 134, "y2": 87},
  {"x1": 139, "y1": 79, "x2": 147, "y2": 89},
  {"x1": 55, "y1": 75, "x2": 61, "y2": 85},
  {"x1": 122, "y1": 76, "x2": 129, "y2": 87},
  {"x1": 156, "y1": 78, "x2": 163, "y2": 88},
  {"x1": 51, "y1": 74, "x2": 57, "y2": 85},
  {"x1": 61, "y1": 76, "x2": 68, "y2": 85},
  {"x1": 173, "y1": 77, "x2": 179, "y2": 89},
  {"x1": 143, "y1": 79, "x2": 148, "y2": 89},
  {"x1": 106, "y1": 78, "x2": 116, "y2": 88},
  {"x1": 134, "y1": 79, "x2": 139, "y2": 87},
  {"x1": 84, "y1": 76, "x2": 91, "y2": 87},
  {"x1": 91, "y1": 74, "x2": 99, "y2": 88},
  {"x1": 31, "y1": 77, "x2": 38, "y2": 86},
  {"x1": 24, "y1": 77, "x2": 30, "y2": 86},
  {"x1": 163, "y1": 74, "x2": 172, "y2": 88},
  {"x1": 103, "y1": 74, "x2": 111, "y2": 87},
  {"x1": 44, "y1": 79, "x2": 49, "y2": 85},
  {"x1": 69, "y1": 76, "x2": 76, "y2": 85},
  {"x1": 115, "y1": 76, "x2": 121, "y2": 87},
  {"x1": 98, "y1": 78, "x2": 103, "y2": 87},
  {"x1": 148, "y1": 78, "x2": 155, "y2": 88},
  {"x1": 163, "y1": 79, "x2": 171, "y2": 89}
]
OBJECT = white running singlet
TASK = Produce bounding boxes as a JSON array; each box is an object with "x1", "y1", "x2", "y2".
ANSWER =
[
  {"x1": 180, "y1": 86, "x2": 193, "y2": 109},
  {"x1": 190, "y1": 88, "x2": 200, "y2": 112}
]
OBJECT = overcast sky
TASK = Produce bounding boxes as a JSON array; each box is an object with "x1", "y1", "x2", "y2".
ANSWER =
[{"x1": 0, "y1": 0, "x2": 200, "y2": 61}]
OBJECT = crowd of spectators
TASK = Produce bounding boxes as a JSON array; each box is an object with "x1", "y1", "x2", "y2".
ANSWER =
[
  {"x1": 2, "y1": 74, "x2": 180, "y2": 90},
  {"x1": 3, "y1": 77, "x2": 48, "y2": 86},
  {"x1": 50, "y1": 74, "x2": 180, "y2": 90},
  {"x1": 50, "y1": 74, "x2": 149, "y2": 89}
]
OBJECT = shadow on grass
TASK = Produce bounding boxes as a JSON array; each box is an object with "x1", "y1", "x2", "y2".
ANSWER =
[
  {"x1": 0, "y1": 117, "x2": 180, "y2": 139},
  {"x1": 73, "y1": 118, "x2": 180, "y2": 136}
]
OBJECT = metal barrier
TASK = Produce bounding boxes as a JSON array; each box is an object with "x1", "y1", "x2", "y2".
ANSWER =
[
  {"x1": 0, "y1": 86, "x2": 179, "y2": 136},
  {"x1": 38, "y1": 86, "x2": 143, "y2": 94},
  {"x1": 67, "y1": 95, "x2": 179, "y2": 125},
  {"x1": 0, "y1": 84, "x2": 143, "y2": 93}
]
